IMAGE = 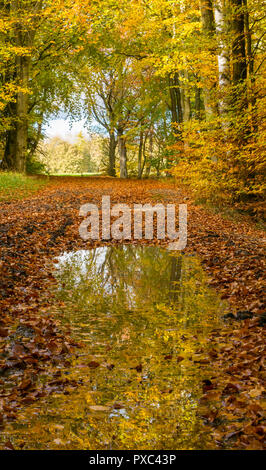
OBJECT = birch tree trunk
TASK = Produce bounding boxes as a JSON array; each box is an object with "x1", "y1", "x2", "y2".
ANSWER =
[{"x1": 214, "y1": 0, "x2": 231, "y2": 115}]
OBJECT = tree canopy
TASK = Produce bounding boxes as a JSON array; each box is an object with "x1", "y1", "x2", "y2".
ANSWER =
[{"x1": 0, "y1": 0, "x2": 265, "y2": 201}]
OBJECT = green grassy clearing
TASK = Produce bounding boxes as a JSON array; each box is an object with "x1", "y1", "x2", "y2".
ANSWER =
[{"x1": 0, "y1": 172, "x2": 49, "y2": 202}]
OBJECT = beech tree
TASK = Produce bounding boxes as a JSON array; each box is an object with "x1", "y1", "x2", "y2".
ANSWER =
[{"x1": 0, "y1": 0, "x2": 264, "y2": 199}]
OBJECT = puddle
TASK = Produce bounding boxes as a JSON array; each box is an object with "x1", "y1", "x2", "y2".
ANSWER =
[{"x1": 2, "y1": 246, "x2": 225, "y2": 450}]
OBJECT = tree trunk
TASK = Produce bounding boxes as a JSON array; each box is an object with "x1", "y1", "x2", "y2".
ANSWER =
[
  {"x1": 139, "y1": 132, "x2": 148, "y2": 178},
  {"x1": 243, "y1": 0, "x2": 253, "y2": 78},
  {"x1": 243, "y1": 0, "x2": 256, "y2": 129},
  {"x1": 214, "y1": 0, "x2": 231, "y2": 115},
  {"x1": 169, "y1": 75, "x2": 178, "y2": 125},
  {"x1": 180, "y1": 85, "x2": 191, "y2": 122},
  {"x1": 6, "y1": 0, "x2": 42, "y2": 172},
  {"x1": 1, "y1": 98, "x2": 17, "y2": 169},
  {"x1": 2, "y1": 128, "x2": 17, "y2": 170},
  {"x1": 145, "y1": 132, "x2": 153, "y2": 178},
  {"x1": 200, "y1": 0, "x2": 216, "y2": 33},
  {"x1": 15, "y1": 54, "x2": 30, "y2": 172},
  {"x1": 231, "y1": 0, "x2": 247, "y2": 84},
  {"x1": 118, "y1": 128, "x2": 128, "y2": 178},
  {"x1": 231, "y1": 0, "x2": 248, "y2": 113},
  {"x1": 137, "y1": 129, "x2": 144, "y2": 179},
  {"x1": 108, "y1": 130, "x2": 117, "y2": 176},
  {"x1": 200, "y1": 0, "x2": 219, "y2": 118},
  {"x1": 230, "y1": 0, "x2": 250, "y2": 147},
  {"x1": 168, "y1": 73, "x2": 183, "y2": 132},
  {"x1": 28, "y1": 116, "x2": 43, "y2": 159},
  {"x1": 195, "y1": 86, "x2": 202, "y2": 120}
]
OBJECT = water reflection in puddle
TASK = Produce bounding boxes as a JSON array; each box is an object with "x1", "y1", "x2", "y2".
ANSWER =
[{"x1": 3, "y1": 246, "x2": 225, "y2": 450}]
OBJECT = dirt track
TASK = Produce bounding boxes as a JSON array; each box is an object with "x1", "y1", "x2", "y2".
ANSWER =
[{"x1": 0, "y1": 177, "x2": 265, "y2": 449}]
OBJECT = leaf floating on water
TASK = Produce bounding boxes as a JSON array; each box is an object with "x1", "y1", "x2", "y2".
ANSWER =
[
  {"x1": 89, "y1": 405, "x2": 110, "y2": 412},
  {"x1": 4, "y1": 440, "x2": 15, "y2": 450},
  {"x1": 10, "y1": 343, "x2": 26, "y2": 359},
  {"x1": 47, "y1": 341, "x2": 62, "y2": 355},
  {"x1": 225, "y1": 429, "x2": 243, "y2": 441},
  {"x1": 53, "y1": 438, "x2": 65, "y2": 446},
  {"x1": 88, "y1": 361, "x2": 100, "y2": 369},
  {"x1": 223, "y1": 382, "x2": 242, "y2": 395},
  {"x1": 113, "y1": 403, "x2": 124, "y2": 410},
  {"x1": 249, "y1": 387, "x2": 264, "y2": 398},
  {"x1": 18, "y1": 378, "x2": 32, "y2": 391},
  {"x1": 202, "y1": 379, "x2": 215, "y2": 393},
  {"x1": 52, "y1": 424, "x2": 65, "y2": 431},
  {"x1": 176, "y1": 356, "x2": 184, "y2": 363},
  {"x1": 85, "y1": 393, "x2": 95, "y2": 405},
  {"x1": 0, "y1": 328, "x2": 8, "y2": 337},
  {"x1": 164, "y1": 354, "x2": 173, "y2": 360}
]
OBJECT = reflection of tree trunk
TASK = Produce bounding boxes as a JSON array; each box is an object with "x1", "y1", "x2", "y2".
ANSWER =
[{"x1": 169, "y1": 256, "x2": 182, "y2": 302}]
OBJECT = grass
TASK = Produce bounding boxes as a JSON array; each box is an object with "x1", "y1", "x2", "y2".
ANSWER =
[
  {"x1": 49, "y1": 172, "x2": 101, "y2": 177},
  {"x1": 0, "y1": 172, "x2": 49, "y2": 202}
]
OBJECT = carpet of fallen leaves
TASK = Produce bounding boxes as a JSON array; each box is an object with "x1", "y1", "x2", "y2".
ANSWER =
[{"x1": 0, "y1": 177, "x2": 265, "y2": 450}]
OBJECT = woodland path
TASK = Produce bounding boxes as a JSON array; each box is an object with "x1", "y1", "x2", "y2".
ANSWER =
[{"x1": 0, "y1": 177, "x2": 265, "y2": 450}]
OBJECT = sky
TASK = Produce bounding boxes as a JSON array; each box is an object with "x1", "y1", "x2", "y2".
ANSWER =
[{"x1": 44, "y1": 118, "x2": 90, "y2": 142}]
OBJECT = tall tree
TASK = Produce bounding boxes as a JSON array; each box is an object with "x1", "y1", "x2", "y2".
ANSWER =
[
  {"x1": 200, "y1": 0, "x2": 218, "y2": 118},
  {"x1": 214, "y1": 0, "x2": 231, "y2": 116}
]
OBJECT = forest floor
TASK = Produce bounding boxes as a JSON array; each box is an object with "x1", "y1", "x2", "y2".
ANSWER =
[{"x1": 0, "y1": 176, "x2": 265, "y2": 450}]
